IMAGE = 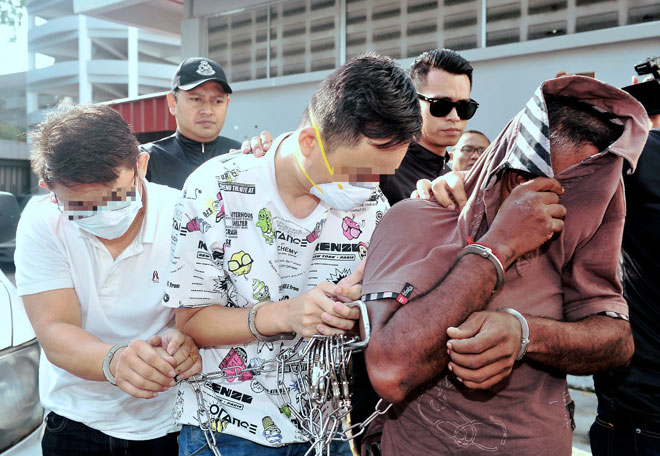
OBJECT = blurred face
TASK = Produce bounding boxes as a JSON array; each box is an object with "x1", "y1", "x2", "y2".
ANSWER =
[
  {"x1": 167, "y1": 81, "x2": 230, "y2": 143},
  {"x1": 51, "y1": 167, "x2": 139, "y2": 220},
  {"x1": 450, "y1": 132, "x2": 490, "y2": 171},
  {"x1": 417, "y1": 68, "x2": 472, "y2": 155},
  {"x1": 328, "y1": 137, "x2": 410, "y2": 183}
]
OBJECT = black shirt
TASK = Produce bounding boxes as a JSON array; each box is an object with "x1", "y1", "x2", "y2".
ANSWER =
[
  {"x1": 594, "y1": 128, "x2": 660, "y2": 424},
  {"x1": 380, "y1": 141, "x2": 451, "y2": 206},
  {"x1": 142, "y1": 131, "x2": 241, "y2": 190}
]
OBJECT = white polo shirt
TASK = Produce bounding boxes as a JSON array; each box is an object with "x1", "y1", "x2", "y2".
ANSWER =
[{"x1": 15, "y1": 181, "x2": 181, "y2": 441}]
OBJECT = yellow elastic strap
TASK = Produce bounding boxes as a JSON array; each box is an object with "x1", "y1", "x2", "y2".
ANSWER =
[
  {"x1": 309, "y1": 111, "x2": 343, "y2": 190},
  {"x1": 295, "y1": 144, "x2": 324, "y2": 194}
]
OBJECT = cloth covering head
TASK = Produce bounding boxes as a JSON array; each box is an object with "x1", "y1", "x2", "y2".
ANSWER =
[{"x1": 459, "y1": 75, "x2": 649, "y2": 244}]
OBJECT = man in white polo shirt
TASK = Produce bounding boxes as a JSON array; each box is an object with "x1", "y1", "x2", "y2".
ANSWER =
[{"x1": 15, "y1": 104, "x2": 201, "y2": 456}]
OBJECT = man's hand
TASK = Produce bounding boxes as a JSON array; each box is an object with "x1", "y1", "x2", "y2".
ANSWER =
[
  {"x1": 231, "y1": 131, "x2": 274, "y2": 157},
  {"x1": 283, "y1": 282, "x2": 360, "y2": 337},
  {"x1": 111, "y1": 339, "x2": 178, "y2": 399},
  {"x1": 480, "y1": 177, "x2": 566, "y2": 268},
  {"x1": 410, "y1": 171, "x2": 468, "y2": 211},
  {"x1": 446, "y1": 311, "x2": 522, "y2": 389},
  {"x1": 335, "y1": 258, "x2": 365, "y2": 303},
  {"x1": 149, "y1": 331, "x2": 202, "y2": 381}
]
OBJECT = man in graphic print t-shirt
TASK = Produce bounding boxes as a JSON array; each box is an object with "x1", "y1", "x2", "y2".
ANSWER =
[{"x1": 163, "y1": 54, "x2": 423, "y2": 455}]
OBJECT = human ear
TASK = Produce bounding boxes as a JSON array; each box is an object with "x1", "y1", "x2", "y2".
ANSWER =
[
  {"x1": 297, "y1": 127, "x2": 317, "y2": 158},
  {"x1": 166, "y1": 92, "x2": 177, "y2": 116},
  {"x1": 137, "y1": 152, "x2": 150, "y2": 179}
]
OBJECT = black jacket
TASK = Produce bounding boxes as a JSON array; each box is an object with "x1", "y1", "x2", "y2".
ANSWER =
[
  {"x1": 142, "y1": 131, "x2": 241, "y2": 190},
  {"x1": 380, "y1": 141, "x2": 451, "y2": 206}
]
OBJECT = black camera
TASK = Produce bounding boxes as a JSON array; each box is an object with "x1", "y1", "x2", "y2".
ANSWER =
[
  {"x1": 634, "y1": 56, "x2": 660, "y2": 80},
  {"x1": 622, "y1": 56, "x2": 660, "y2": 116}
]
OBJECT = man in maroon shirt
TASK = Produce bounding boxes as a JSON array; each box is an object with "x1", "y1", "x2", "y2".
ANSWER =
[{"x1": 362, "y1": 76, "x2": 649, "y2": 455}]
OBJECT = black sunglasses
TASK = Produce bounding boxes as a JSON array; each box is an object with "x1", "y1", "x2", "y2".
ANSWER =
[{"x1": 417, "y1": 94, "x2": 479, "y2": 120}]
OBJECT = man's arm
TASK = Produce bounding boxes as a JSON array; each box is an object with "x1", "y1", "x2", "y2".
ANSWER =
[
  {"x1": 526, "y1": 314, "x2": 633, "y2": 373},
  {"x1": 23, "y1": 288, "x2": 196, "y2": 399},
  {"x1": 365, "y1": 178, "x2": 566, "y2": 403},
  {"x1": 445, "y1": 311, "x2": 633, "y2": 389},
  {"x1": 176, "y1": 282, "x2": 362, "y2": 347}
]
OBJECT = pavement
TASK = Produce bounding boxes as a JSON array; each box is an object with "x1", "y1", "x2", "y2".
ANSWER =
[{"x1": 569, "y1": 375, "x2": 598, "y2": 455}]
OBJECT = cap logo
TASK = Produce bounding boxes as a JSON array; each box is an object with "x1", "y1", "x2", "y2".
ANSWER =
[{"x1": 196, "y1": 60, "x2": 216, "y2": 76}]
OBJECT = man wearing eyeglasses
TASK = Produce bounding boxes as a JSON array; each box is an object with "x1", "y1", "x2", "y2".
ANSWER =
[
  {"x1": 449, "y1": 130, "x2": 490, "y2": 171},
  {"x1": 379, "y1": 48, "x2": 478, "y2": 205},
  {"x1": 14, "y1": 104, "x2": 202, "y2": 455}
]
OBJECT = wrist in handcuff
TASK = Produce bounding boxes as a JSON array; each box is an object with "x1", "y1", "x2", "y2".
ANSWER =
[
  {"x1": 248, "y1": 301, "x2": 296, "y2": 342},
  {"x1": 103, "y1": 342, "x2": 130, "y2": 386},
  {"x1": 496, "y1": 307, "x2": 530, "y2": 361},
  {"x1": 459, "y1": 240, "x2": 505, "y2": 294}
]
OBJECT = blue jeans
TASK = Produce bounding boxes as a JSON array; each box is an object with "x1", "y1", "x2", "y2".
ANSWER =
[
  {"x1": 178, "y1": 424, "x2": 353, "y2": 456},
  {"x1": 42, "y1": 411, "x2": 179, "y2": 456},
  {"x1": 590, "y1": 411, "x2": 660, "y2": 456}
]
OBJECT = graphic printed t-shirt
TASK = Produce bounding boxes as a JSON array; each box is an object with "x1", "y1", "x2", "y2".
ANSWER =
[{"x1": 163, "y1": 138, "x2": 388, "y2": 446}]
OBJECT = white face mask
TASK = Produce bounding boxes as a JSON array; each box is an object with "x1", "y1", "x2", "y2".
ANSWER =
[
  {"x1": 298, "y1": 112, "x2": 378, "y2": 211},
  {"x1": 310, "y1": 181, "x2": 376, "y2": 211},
  {"x1": 71, "y1": 182, "x2": 143, "y2": 239}
]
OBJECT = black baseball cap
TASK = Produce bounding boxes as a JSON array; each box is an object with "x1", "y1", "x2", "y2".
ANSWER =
[{"x1": 171, "y1": 57, "x2": 232, "y2": 94}]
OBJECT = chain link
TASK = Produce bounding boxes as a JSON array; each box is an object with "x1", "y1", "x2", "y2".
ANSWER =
[{"x1": 182, "y1": 300, "x2": 390, "y2": 455}]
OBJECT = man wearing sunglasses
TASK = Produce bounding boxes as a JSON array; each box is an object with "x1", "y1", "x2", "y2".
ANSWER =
[
  {"x1": 380, "y1": 48, "x2": 478, "y2": 205},
  {"x1": 14, "y1": 105, "x2": 202, "y2": 455}
]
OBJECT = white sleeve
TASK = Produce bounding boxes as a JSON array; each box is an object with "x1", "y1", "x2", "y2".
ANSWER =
[
  {"x1": 163, "y1": 177, "x2": 230, "y2": 309},
  {"x1": 15, "y1": 200, "x2": 74, "y2": 297}
]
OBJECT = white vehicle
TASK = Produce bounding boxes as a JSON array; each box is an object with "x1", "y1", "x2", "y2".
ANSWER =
[{"x1": 0, "y1": 192, "x2": 43, "y2": 456}]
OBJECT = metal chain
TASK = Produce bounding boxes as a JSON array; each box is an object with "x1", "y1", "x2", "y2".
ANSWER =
[{"x1": 182, "y1": 301, "x2": 391, "y2": 455}]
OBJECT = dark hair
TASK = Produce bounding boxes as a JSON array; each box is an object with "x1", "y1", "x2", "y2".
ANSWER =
[
  {"x1": 546, "y1": 95, "x2": 623, "y2": 154},
  {"x1": 462, "y1": 130, "x2": 490, "y2": 142},
  {"x1": 302, "y1": 53, "x2": 421, "y2": 151},
  {"x1": 409, "y1": 48, "x2": 473, "y2": 90},
  {"x1": 31, "y1": 104, "x2": 140, "y2": 188}
]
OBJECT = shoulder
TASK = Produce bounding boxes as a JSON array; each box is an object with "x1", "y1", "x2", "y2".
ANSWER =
[
  {"x1": 16, "y1": 195, "x2": 61, "y2": 242},
  {"x1": 140, "y1": 134, "x2": 177, "y2": 155},
  {"x1": 182, "y1": 152, "x2": 266, "y2": 197},
  {"x1": 145, "y1": 181, "x2": 181, "y2": 206}
]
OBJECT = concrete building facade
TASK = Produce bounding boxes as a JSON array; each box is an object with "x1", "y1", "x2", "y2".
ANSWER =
[{"x1": 80, "y1": 0, "x2": 660, "y2": 143}]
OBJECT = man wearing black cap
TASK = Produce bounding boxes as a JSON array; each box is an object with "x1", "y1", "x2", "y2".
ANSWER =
[{"x1": 142, "y1": 57, "x2": 241, "y2": 190}]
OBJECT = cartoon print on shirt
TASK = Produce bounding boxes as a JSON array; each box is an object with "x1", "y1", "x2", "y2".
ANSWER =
[
  {"x1": 375, "y1": 210, "x2": 383, "y2": 226},
  {"x1": 213, "y1": 192, "x2": 225, "y2": 222},
  {"x1": 262, "y1": 416, "x2": 283, "y2": 446},
  {"x1": 416, "y1": 378, "x2": 507, "y2": 452},
  {"x1": 209, "y1": 404, "x2": 230, "y2": 433},
  {"x1": 228, "y1": 251, "x2": 253, "y2": 277},
  {"x1": 328, "y1": 267, "x2": 352, "y2": 284},
  {"x1": 212, "y1": 244, "x2": 226, "y2": 267},
  {"x1": 256, "y1": 208, "x2": 275, "y2": 244},
  {"x1": 342, "y1": 216, "x2": 362, "y2": 240},
  {"x1": 358, "y1": 241, "x2": 369, "y2": 260},
  {"x1": 252, "y1": 278, "x2": 271, "y2": 302},
  {"x1": 186, "y1": 216, "x2": 212, "y2": 233},
  {"x1": 183, "y1": 187, "x2": 202, "y2": 199},
  {"x1": 306, "y1": 219, "x2": 325, "y2": 243},
  {"x1": 220, "y1": 168, "x2": 241, "y2": 183},
  {"x1": 213, "y1": 276, "x2": 229, "y2": 296},
  {"x1": 218, "y1": 347, "x2": 253, "y2": 383}
]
